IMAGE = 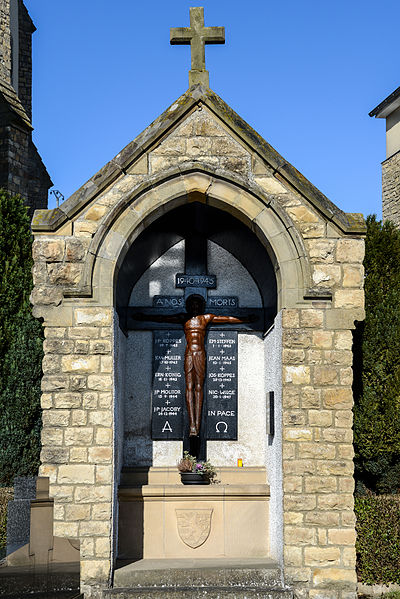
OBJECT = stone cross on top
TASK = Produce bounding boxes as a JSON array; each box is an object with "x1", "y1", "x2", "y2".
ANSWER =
[{"x1": 170, "y1": 7, "x2": 225, "y2": 88}]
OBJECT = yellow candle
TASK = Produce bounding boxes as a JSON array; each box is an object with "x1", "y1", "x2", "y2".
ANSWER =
[{"x1": 237, "y1": 458, "x2": 243, "y2": 468}]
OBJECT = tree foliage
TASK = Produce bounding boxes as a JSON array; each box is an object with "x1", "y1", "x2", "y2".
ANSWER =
[
  {"x1": 354, "y1": 215, "x2": 400, "y2": 493},
  {"x1": 0, "y1": 190, "x2": 43, "y2": 485}
]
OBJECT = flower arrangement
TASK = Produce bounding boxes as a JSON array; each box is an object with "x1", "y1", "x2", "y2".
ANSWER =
[{"x1": 177, "y1": 451, "x2": 217, "y2": 481}]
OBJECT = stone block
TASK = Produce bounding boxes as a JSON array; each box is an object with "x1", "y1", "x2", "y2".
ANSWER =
[
  {"x1": 283, "y1": 330, "x2": 312, "y2": 349},
  {"x1": 256, "y1": 176, "x2": 288, "y2": 194},
  {"x1": 284, "y1": 511, "x2": 304, "y2": 524},
  {"x1": 313, "y1": 366, "x2": 339, "y2": 385},
  {"x1": 64, "y1": 427, "x2": 94, "y2": 446},
  {"x1": 282, "y1": 309, "x2": 300, "y2": 328},
  {"x1": 317, "y1": 494, "x2": 354, "y2": 511},
  {"x1": 65, "y1": 237, "x2": 89, "y2": 262},
  {"x1": 88, "y1": 447, "x2": 112, "y2": 464},
  {"x1": 70, "y1": 447, "x2": 88, "y2": 462},
  {"x1": 305, "y1": 511, "x2": 340, "y2": 526},
  {"x1": 92, "y1": 504, "x2": 112, "y2": 520},
  {"x1": 80, "y1": 520, "x2": 111, "y2": 537},
  {"x1": 71, "y1": 409, "x2": 88, "y2": 425},
  {"x1": 342, "y1": 547, "x2": 356, "y2": 567},
  {"x1": 300, "y1": 310, "x2": 324, "y2": 328},
  {"x1": 307, "y1": 239, "x2": 335, "y2": 263},
  {"x1": 74, "y1": 485, "x2": 112, "y2": 503},
  {"x1": 53, "y1": 392, "x2": 81, "y2": 408},
  {"x1": 312, "y1": 330, "x2": 333, "y2": 349},
  {"x1": 65, "y1": 504, "x2": 91, "y2": 521},
  {"x1": 152, "y1": 137, "x2": 186, "y2": 156},
  {"x1": 342, "y1": 265, "x2": 364, "y2": 288},
  {"x1": 47, "y1": 263, "x2": 83, "y2": 286},
  {"x1": 53, "y1": 521, "x2": 79, "y2": 538},
  {"x1": 41, "y1": 375, "x2": 69, "y2": 392},
  {"x1": 308, "y1": 410, "x2": 333, "y2": 427},
  {"x1": 33, "y1": 239, "x2": 64, "y2": 262},
  {"x1": 61, "y1": 355, "x2": 100, "y2": 374},
  {"x1": 304, "y1": 547, "x2": 341, "y2": 566},
  {"x1": 88, "y1": 410, "x2": 112, "y2": 426},
  {"x1": 80, "y1": 559, "x2": 110, "y2": 582},
  {"x1": 95, "y1": 537, "x2": 111, "y2": 558},
  {"x1": 74, "y1": 308, "x2": 112, "y2": 326},
  {"x1": 90, "y1": 340, "x2": 112, "y2": 354},
  {"x1": 324, "y1": 350, "x2": 352, "y2": 366},
  {"x1": 75, "y1": 340, "x2": 89, "y2": 354},
  {"x1": 44, "y1": 339, "x2": 74, "y2": 354},
  {"x1": 100, "y1": 355, "x2": 112, "y2": 373},
  {"x1": 42, "y1": 355, "x2": 61, "y2": 374},
  {"x1": 41, "y1": 427, "x2": 63, "y2": 446},
  {"x1": 84, "y1": 204, "x2": 108, "y2": 222},
  {"x1": 283, "y1": 476, "x2": 303, "y2": 493},
  {"x1": 327, "y1": 529, "x2": 356, "y2": 546},
  {"x1": 334, "y1": 331, "x2": 353, "y2": 350},
  {"x1": 317, "y1": 460, "x2": 353, "y2": 476},
  {"x1": 312, "y1": 265, "x2": 341, "y2": 288},
  {"x1": 83, "y1": 392, "x2": 98, "y2": 409},
  {"x1": 283, "y1": 459, "x2": 315, "y2": 476},
  {"x1": 70, "y1": 375, "x2": 87, "y2": 391},
  {"x1": 323, "y1": 388, "x2": 353, "y2": 409},
  {"x1": 283, "y1": 349, "x2": 305, "y2": 364},
  {"x1": 300, "y1": 387, "x2": 321, "y2": 408},
  {"x1": 40, "y1": 447, "x2": 69, "y2": 464},
  {"x1": 287, "y1": 205, "x2": 320, "y2": 224},
  {"x1": 285, "y1": 495, "x2": 317, "y2": 511},
  {"x1": 57, "y1": 465, "x2": 95, "y2": 484},
  {"x1": 304, "y1": 476, "x2": 337, "y2": 493},
  {"x1": 334, "y1": 289, "x2": 364, "y2": 310},
  {"x1": 285, "y1": 526, "x2": 316, "y2": 545},
  {"x1": 323, "y1": 429, "x2": 353, "y2": 443},
  {"x1": 95, "y1": 466, "x2": 112, "y2": 484},
  {"x1": 297, "y1": 442, "x2": 335, "y2": 460},
  {"x1": 284, "y1": 366, "x2": 311, "y2": 385},
  {"x1": 69, "y1": 327, "x2": 100, "y2": 338},
  {"x1": 87, "y1": 375, "x2": 113, "y2": 391},
  {"x1": 95, "y1": 428, "x2": 112, "y2": 445},
  {"x1": 283, "y1": 411, "x2": 307, "y2": 426},
  {"x1": 336, "y1": 239, "x2": 364, "y2": 263},
  {"x1": 284, "y1": 546, "x2": 303, "y2": 566},
  {"x1": 284, "y1": 428, "x2": 313, "y2": 442},
  {"x1": 42, "y1": 409, "x2": 70, "y2": 427},
  {"x1": 312, "y1": 567, "x2": 356, "y2": 587}
]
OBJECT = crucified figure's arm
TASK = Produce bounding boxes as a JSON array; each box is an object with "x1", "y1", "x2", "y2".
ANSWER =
[{"x1": 207, "y1": 314, "x2": 257, "y2": 325}]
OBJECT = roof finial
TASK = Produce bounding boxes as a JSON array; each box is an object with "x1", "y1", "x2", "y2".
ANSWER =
[{"x1": 170, "y1": 7, "x2": 225, "y2": 88}]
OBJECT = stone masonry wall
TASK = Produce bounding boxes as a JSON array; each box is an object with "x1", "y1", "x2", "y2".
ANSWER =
[
  {"x1": 280, "y1": 223, "x2": 364, "y2": 599},
  {"x1": 0, "y1": 0, "x2": 12, "y2": 84},
  {"x1": 33, "y1": 237, "x2": 114, "y2": 592},
  {"x1": 382, "y1": 150, "x2": 400, "y2": 228}
]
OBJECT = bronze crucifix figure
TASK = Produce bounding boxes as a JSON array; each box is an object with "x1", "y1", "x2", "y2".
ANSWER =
[{"x1": 135, "y1": 294, "x2": 253, "y2": 437}]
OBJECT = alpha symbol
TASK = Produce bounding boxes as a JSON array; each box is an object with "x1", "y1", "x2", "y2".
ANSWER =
[{"x1": 162, "y1": 421, "x2": 173, "y2": 433}]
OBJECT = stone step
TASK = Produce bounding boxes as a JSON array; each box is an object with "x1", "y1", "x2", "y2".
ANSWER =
[
  {"x1": 108, "y1": 559, "x2": 293, "y2": 599},
  {"x1": 113, "y1": 559, "x2": 282, "y2": 589},
  {"x1": 106, "y1": 588, "x2": 293, "y2": 599}
]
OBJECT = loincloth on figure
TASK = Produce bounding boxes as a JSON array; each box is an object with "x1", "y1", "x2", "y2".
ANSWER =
[{"x1": 184, "y1": 349, "x2": 206, "y2": 380}]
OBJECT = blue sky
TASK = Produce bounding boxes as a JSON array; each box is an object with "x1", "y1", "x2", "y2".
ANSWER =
[{"x1": 25, "y1": 1, "x2": 400, "y2": 216}]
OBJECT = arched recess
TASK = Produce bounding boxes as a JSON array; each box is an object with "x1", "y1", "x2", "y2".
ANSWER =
[{"x1": 89, "y1": 170, "x2": 311, "y2": 311}]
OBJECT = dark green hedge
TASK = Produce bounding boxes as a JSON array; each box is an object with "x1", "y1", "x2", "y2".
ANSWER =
[
  {"x1": 355, "y1": 495, "x2": 400, "y2": 585},
  {"x1": 353, "y1": 215, "x2": 400, "y2": 493},
  {"x1": 0, "y1": 190, "x2": 43, "y2": 485}
]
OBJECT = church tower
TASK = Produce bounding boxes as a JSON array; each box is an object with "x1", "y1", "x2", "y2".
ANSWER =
[
  {"x1": 0, "y1": 0, "x2": 52, "y2": 213},
  {"x1": 370, "y1": 86, "x2": 400, "y2": 227}
]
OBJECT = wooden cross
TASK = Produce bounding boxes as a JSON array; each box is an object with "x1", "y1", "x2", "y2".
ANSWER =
[{"x1": 170, "y1": 7, "x2": 225, "y2": 88}]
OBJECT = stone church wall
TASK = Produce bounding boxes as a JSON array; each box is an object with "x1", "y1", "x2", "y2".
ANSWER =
[{"x1": 382, "y1": 150, "x2": 400, "y2": 227}]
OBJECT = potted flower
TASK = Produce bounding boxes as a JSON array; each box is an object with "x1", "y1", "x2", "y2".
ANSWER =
[{"x1": 177, "y1": 451, "x2": 216, "y2": 485}]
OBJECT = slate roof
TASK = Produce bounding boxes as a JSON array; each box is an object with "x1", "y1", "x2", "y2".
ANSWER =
[
  {"x1": 369, "y1": 85, "x2": 400, "y2": 119},
  {"x1": 32, "y1": 84, "x2": 365, "y2": 234},
  {"x1": 0, "y1": 78, "x2": 32, "y2": 130}
]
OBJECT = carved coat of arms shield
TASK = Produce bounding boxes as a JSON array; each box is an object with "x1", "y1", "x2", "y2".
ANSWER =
[{"x1": 175, "y1": 508, "x2": 213, "y2": 548}]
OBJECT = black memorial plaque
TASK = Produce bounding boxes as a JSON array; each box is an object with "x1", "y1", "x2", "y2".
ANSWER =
[
  {"x1": 206, "y1": 331, "x2": 238, "y2": 440},
  {"x1": 152, "y1": 331, "x2": 185, "y2": 440}
]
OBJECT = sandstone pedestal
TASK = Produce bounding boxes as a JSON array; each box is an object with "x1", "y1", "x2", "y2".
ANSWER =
[{"x1": 118, "y1": 467, "x2": 270, "y2": 561}]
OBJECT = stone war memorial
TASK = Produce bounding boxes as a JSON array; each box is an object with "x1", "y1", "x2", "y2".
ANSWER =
[{"x1": 25, "y1": 7, "x2": 365, "y2": 599}]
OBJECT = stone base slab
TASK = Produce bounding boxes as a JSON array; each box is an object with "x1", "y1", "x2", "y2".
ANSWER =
[{"x1": 118, "y1": 470, "x2": 270, "y2": 560}]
